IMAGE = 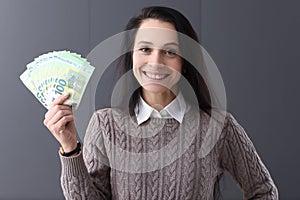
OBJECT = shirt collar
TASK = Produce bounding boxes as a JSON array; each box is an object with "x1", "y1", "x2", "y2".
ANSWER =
[{"x1": 135, "y1": 92, "x2": 190, "y2": 125}]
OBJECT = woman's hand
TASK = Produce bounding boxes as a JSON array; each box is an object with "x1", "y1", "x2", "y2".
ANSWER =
[{"x1": 43, "y1": 93, "x2": 77, "y2": 152}]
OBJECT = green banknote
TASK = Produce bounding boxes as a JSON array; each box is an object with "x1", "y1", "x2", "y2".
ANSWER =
[{"x1": 20, "y1": 51, "x2": 95, "y2": 110}]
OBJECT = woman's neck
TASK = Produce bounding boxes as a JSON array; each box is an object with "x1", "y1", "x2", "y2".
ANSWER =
[{"x1": 141, "y1": 89, "x2": 177, "y2": 111}]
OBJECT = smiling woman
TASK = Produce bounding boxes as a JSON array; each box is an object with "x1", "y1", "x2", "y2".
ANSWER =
[
  {"x1": 43, "y1": 6, "x2": 278, "y2": 200},
  {"x1": 132, "y1": 20, "x2": 183, "y2": 108},
  {"x1": 121, "y1": 7, "x2": 213, "y2": 118}
]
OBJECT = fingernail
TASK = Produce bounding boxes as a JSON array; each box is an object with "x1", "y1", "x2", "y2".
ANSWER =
[{"x1": 63, "y1": 93, "x2": 69, "y2": 97}]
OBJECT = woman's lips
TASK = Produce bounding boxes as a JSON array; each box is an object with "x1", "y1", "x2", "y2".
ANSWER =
[{"x1": 142, "y1": 71, "x2": 170, "y2": 80}]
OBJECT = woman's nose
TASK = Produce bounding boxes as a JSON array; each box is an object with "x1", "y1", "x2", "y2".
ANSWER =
[{"x1": 148, "y1": 49, "x2": 163, "y2": 65}]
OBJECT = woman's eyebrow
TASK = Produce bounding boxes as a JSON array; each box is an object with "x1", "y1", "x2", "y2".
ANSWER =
[
  {"x1": 137, "y1": 41, "x2": 153, "y2": 45},
  {"x1": 137, "y1": 41, "x2": 179, "y2": 47},
  {"x1": 163, "y1": 42, "x2": 179, "y2": 47}
]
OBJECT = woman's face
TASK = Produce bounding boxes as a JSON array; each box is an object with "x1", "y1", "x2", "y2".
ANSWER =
[{"x1": 132, "y1": 19, "x2": 182, "y2": 95}]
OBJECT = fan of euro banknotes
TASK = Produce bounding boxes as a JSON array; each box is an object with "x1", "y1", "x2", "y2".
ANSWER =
[{"x1": 20, "y1": 50, "x2": 95, "y2": 110}]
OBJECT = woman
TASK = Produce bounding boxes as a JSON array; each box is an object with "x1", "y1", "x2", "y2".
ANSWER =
[{"x1": 44, "y1": 6, "x2": 278, "y2": 199}]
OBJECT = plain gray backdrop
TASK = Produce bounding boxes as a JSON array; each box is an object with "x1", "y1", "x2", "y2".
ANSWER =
[{"x1": 0, "y1": 0, "x2": 299, "y2": 199}]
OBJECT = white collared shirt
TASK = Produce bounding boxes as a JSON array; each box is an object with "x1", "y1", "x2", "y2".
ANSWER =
[{"x1": 135, "y1": 92, "x2": 190, "y2": 125}]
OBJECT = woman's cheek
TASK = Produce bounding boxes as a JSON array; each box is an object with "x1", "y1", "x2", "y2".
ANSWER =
[{"x1": 132, "y1": 66, "x2": 142, "y2": 84}]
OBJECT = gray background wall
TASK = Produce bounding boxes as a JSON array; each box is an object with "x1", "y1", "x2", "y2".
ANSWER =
[{"x1": 0, "y1": 0, "x2": 298, "y2": 199}]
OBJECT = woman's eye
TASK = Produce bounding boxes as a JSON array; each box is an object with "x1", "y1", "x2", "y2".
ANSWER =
[
  {"x1": 164, "y1": 49, "x2": 177, "y2": 56},
  {"x1": 139, "y1": 47, "x2": 151, "y2": 53}
]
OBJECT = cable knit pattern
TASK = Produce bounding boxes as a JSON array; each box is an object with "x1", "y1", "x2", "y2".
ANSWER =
[{"x1": 60, "y1": 108, "x2": 278, "y2": 200}]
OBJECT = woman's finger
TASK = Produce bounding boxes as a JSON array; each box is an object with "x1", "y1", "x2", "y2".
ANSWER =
[
  {"x1": 48, "y1": 114, "x2": 75, "y2": 135},
  {"x1": 45, "y1": 109, "x2": 73, "y2": 127},
  {"x1": 50, "y1": 93, "x2": 70, "y2": 108},
  {"x1": 44, "y1": 104, "x2": 72, "y2": 125}
]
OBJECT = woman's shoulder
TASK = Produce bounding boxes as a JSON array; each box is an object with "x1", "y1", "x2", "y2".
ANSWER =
[
  {"x1": 94, "y1": 107, "x2": 113, "y2": 116},
  {"x1": 85, "y1": 108, "x2": 115, "y2": 135},
  {"x1": 221, "y1": 111, "x2": 245, "y2": 132},
  {"x1": 85, "y1": 108, "x2": 126, "y2": 143},
  {"x1": 214, "y1": 110, "x2": 251, "y2": 144},
  {"x1": 195, "y1": 108, "x2": 243, "y2": 140},
  {"x1": 94, "y1": 107, "x2": 129, "y2": 116},
  {"x1": 197, "y1": 108, "x2": 238, "y2": 125},
  {"x1": 94, "y1": 107, "x2": 133, "y2": 118},
  {"x1": 92, "y1": 107, "x2": 135, "y2": 126}
]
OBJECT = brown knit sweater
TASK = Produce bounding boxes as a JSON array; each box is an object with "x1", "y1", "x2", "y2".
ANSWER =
[{"x1": 59, "y1": 108, "x2": 278, "y2": 200}]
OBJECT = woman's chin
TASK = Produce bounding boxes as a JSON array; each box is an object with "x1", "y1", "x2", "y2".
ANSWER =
[
  {"x1": 141, "y1": 83, "x2": 177, "y2": 95},
  {"x1": 142, "y1": 84, "x2": 171, "y2": 94}
]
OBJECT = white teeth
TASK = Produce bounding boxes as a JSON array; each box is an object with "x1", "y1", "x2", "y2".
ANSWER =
[{"x1": 144, "y1": 72, "x2": 168, "y2": 80}]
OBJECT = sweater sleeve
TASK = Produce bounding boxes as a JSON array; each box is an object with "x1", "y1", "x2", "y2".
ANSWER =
[
  {"x1": 219, "y1": 113, "x2": 278, "y2": 200},
  {"x1": 60, "y1": 111, "x2": 112, "y2": 200}
]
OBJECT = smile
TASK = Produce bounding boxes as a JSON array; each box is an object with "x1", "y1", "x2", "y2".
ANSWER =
[{"x1": 143, "y1": 71, "x2": 170, "y2": 80}]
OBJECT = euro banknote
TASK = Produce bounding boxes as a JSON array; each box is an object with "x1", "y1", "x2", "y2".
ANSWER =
[{"x1": 20, "y1": 51, "x2": 94, "y2": 110}]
